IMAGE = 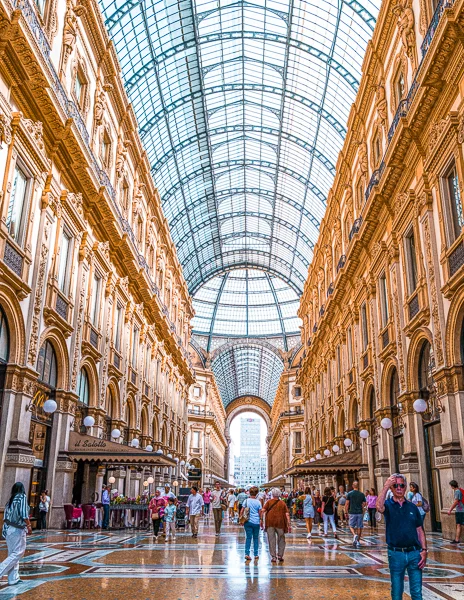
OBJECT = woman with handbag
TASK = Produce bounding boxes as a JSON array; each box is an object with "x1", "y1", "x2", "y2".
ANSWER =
[
  {"x1": 0, "y1": 482, "x2": 32, "y2": 586},
  {"x1": 239, "y1": 486, "x2": 261, "y2": 562},
  {"x1": 321, "y1": 487, "x2": 337, "y2": 538},
  {"x1": 313, "y1": 489, "x2": 323, "y2": 533},
  {"x1": 300, "y1": 487, "x2": 315, "y2": 539},
  {"x1": 149, "y1": 490, "x2": 166, "y2": 539},
  {"x1": 261, "y1": 488, "x2": 291, "y2": 563}
]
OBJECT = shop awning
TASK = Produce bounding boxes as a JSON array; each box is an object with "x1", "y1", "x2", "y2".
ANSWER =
[
  {"x1": 260, "y1": 477, "x2": 289, "y2": 488},
  {"x1": 67, "y1": 432, "x2": 177, "y2": 466},
  {"x1": 285, "y1": 449, "x2": 364, "y2": 476}
]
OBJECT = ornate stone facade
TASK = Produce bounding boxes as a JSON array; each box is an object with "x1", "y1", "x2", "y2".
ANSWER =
[
  {"x1": 0, "y1": 0, "x2": 194, "y2": 526},
  {"x1": 296, "y1": 0, "x2": 464, "y2": 538}
]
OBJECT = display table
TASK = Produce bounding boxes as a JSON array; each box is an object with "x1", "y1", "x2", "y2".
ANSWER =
[{"x1": 109, "y1": 505, "x2": 150, "y2": 529}]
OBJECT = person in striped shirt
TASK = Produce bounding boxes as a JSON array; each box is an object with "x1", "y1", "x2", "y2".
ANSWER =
[{"x1": 0, "y1": 482, "x2": 31, "y2": 586}]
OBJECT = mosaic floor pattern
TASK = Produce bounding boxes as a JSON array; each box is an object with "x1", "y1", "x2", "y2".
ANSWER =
[{"x1": 1, "y1": 516, "x2": 464, "y2": 599}]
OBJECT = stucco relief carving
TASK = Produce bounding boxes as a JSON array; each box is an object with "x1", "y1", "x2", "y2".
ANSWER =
[
  {"x1": 71, "y1": 268, "x2": 87, "y2": 390},
  {"x1": 28, "y1": 241, "x2": 50, "y2": 366},
  {"x1": 0, "y1": 114, "x2": 12, "y2": 147},
  {"x1": 61, "y1": 2, "x2": 84, "y2": 70},
  {"x1": 116, "y1": 139, "x2": 130, "y2": 179},
  {"x1": 358, "y1": 140, "x2": 368, "y2": 179},
  {"x1": 428, "y1": 118, "x2": 448, "y2": 154},
  {"x1": 376, "y1": 83, "x2": 388, "y2": 129},
  {"x1": 457, "y1": 114, "x2": 464, "y2": 144},
  {"x1": 423, "y1": 214, "x2": 444, "y2": 366},
  {"x1": 393, "y1": 0, "x2": 417, "y2": 69},
  {"x1": 369, "y1": 298, "x2": 381, "y2": 404},
  {"x1": 390, "y1": 265, "x2": 406, "y2": 391},
  {"x1": 22, "y1": 118, "x2": 45, "y2": 152}
]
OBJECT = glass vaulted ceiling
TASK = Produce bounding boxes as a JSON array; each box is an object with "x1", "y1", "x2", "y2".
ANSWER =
[
  {"x1": 99, "y1": 0, "x2": 379, "y2": 297},
  {"x1": 193, "y1": 269, "x2": 300, "y2": 341}
]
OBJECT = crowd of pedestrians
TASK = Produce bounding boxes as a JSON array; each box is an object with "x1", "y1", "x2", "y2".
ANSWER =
[{"x1": 3, "y1": 474, "x2": 464, "y2": 600}]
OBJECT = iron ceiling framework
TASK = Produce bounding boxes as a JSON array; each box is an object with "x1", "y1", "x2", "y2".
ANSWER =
[
  {"x1": 99, "y1": 0, "x2": 379, "y2": 405},
  {"x1": 212, "y1": 343, "x2": 284, "y2": 406},
  {"x1": 99, "y1": 0, "x2": 378, "y2": 295}
]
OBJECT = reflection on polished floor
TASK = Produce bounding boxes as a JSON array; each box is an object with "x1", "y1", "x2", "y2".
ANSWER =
[{"x1": 1, "y1": 517, "x2": 464, "y2": 600}]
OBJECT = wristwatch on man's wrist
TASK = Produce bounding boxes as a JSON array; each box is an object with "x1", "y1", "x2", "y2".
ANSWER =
[{"x1": 421, "y1": 548, "x2": 428, "y2": 553}]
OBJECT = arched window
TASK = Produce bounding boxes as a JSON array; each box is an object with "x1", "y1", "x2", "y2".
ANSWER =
[
  {"x1": 37, "y1": 340, "x2": 57, "y2": 388},
  {"x1": 368, "y1": 388, "x2": 376, "y2": 419},
  {"x1": 0, "y1": 306, "x2": 10, "y2": 363},
  {"x1": 77, "y1": 368, "x2": 90, "y2": 406},
  {"x1": 419, "y1": 341, "x2": 432, "y2": 393},
  {"x1": 389, "y1": 369, "x2": 399, "y2": 407}
]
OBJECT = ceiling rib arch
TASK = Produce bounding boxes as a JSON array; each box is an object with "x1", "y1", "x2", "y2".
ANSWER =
[{"x1": 99, "y1": 0, "x2": 380, "y2": 405}]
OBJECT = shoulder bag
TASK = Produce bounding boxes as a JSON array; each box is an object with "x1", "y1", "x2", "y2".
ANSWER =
[{"x1": 239, "y1": 498, "x2": 250, "y2": 525}]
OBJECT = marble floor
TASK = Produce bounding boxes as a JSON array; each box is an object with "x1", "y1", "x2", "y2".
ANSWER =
[{"x1": 1, "y1": 516, "x2": 464, "y2": 599}]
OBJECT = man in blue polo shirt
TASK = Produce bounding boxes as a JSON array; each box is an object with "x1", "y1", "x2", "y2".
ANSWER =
[{"x1": 377, "y1": 473, "x2": 427, "y2": 600}]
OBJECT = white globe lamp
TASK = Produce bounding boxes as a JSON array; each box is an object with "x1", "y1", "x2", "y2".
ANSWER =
[
  {"x1": 43, "y1": 399, "x2": 58, "y2": 414},
  {"x1": 147, "y1": 476, "x2": 154, "y2": 484},
  {"x1": 359, "y1": 429, "x2": 369, "y2": 439},
  {"x1": 108, "y1": 476, "x2": 116, "y2": 484},
  {"x1": 145, "y1": 444, "x2": 153, "y2": 452},
  {"x1": 381, "y1": 417, "x2": 393, "y2": 430},
  {"x1": 309, "y1": 457, "x2": 315, "y2": 463},
  {"x1": 131, "y1": 438, "x2": 140, "y2": 448},
  {"x1": 316, "y1": 453, "x2": 322, "y2": 460},
  {"x1": 324, "y1": 449, "x2": 330, "y2": 457},
  {"x1": 111, "y1": 428, "x2": 121, "y2": 439},
  {"x1": 332, "y1": 444, "x2": 340, "y2": 453},
  {"x1": 83, "y1": 415, "x2": 95, "y2": 428},
  {"x1": 413, "y1": 398, "x2": 428, "y2": 413},
  {"x1": 344, "y1": 438, "x2": 353, "y2": 448}
]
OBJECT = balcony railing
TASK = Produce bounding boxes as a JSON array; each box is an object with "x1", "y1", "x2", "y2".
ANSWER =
[
  {"x1": 421, "y1": 0, "x2": 454, "y2": 57},
  {"x1": 188, "y1": 409, "x2": 215, "y2": 417},
  {"x1": 279, "y1": 408, "x2": 304, "y2": 417},
  {"x1": 367, "y1": 0, "x2": 454, "y2": 198}
]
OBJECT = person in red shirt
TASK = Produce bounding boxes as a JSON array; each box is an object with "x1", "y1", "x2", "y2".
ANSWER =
[{"x1": 149, "y1": 490, "x2": 166, "y2": 539}]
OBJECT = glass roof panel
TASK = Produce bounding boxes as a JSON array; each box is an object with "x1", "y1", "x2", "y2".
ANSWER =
[
  {"x1": 99, "y1": 0, "x2": 379, "y2": 296},
  {"x1": 99, "y1": 0, "x2": 379, "y2": 405},
  {"x1": 212, "y1": 344, "x2": 284, "y2": 406}
]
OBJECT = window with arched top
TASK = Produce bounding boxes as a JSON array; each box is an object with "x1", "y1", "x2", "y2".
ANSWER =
[
  {"x1": 0, "y1": 306, "x2": 10, "y2": 363},
  {"x1": 77, "y1": 368, "x2": 90, "y2": 406},
  {"x1": 389, "y1": 369, "x2": 399, "y2": 407},
  {"x1": 37, "y1": 340, "x2": 57, "y2": 388},
  {"x1": 418, "y1": 341, "x2": 432, "y2": 392}
]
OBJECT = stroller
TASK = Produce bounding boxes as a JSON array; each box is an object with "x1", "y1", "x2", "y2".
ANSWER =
[{"x1": 176, "y1": 501, "x2": 187, "y2": 531}]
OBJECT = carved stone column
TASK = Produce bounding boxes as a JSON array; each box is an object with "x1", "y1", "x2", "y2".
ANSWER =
[{"x1": 0, "y1": 367, "x2": 38, "y2": 508}]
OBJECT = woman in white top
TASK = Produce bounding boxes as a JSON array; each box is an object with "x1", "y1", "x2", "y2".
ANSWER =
[
  {"x1": 227, "y1": 490, "x2": 236, "y2": 522},
  {"x1": 240, "y1": 486, "x2": 262, "y2": 561},
  {"x1": 38, "y1": 490, "x2": 50, "y2": 530},
  {"x1": 410, "y1": 482, "x2": 426, "y2": 524}
]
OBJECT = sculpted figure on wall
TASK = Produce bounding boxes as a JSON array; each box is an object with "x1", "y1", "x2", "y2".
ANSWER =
[
  {"x1": 358, "y1": 140, "x2": 368, "y2": 179},
  {"x1": 376, "y1": 83, "x2": 388, "y2": 128},
  {"x1": 394, "y1": 0, "x2": 417, "y2": 69}
]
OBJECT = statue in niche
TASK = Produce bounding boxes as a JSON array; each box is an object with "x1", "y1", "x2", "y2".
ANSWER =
[
  {"x1": 394, "y1": 0, "x2": 416, "y2": 67},
  {"x1": 376, "y1": 83, "x2": 388, "y2": 128},
  {"x1": 358, "y1": 141, "x2": 368, "y2": 179},
  {"x1": 116, "y1": 139, "x2": 130, "y2": 178}
]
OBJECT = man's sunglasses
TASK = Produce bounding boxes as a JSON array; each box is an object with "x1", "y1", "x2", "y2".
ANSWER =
[{"x1": 393, "y1": 483, "x2": 406, "y2": 489}]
